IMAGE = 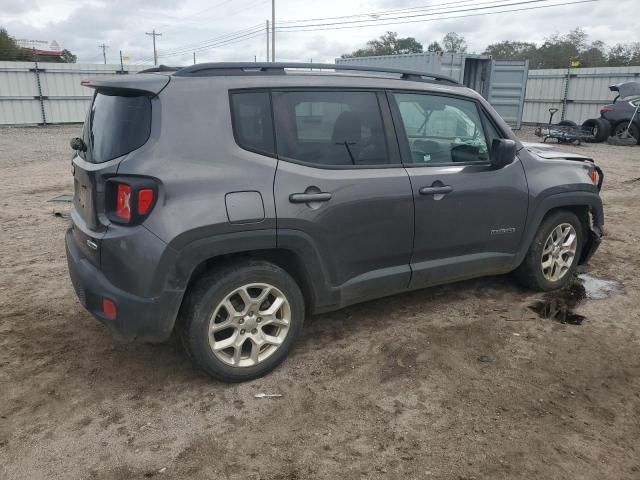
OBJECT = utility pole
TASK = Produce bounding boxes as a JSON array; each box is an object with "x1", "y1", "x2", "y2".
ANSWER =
[
  {"x1": 145, "y1": 29, "x2": 162, "y2": 66},
  {"x1": 271, "y1": 0, "x2": 275, "y2": 62},
  {"x1": 266, "y1": 20, "x2": 270, "y2": 62},
  {"x1": 119, "y1": 50, "x2": 124, "y2": 71},
  {"x1": 98, "y1": 43, "x2": 108, "y2": 64},
  {"x1": 193, "y1": 52, "x2": 196, "y2": 65}
]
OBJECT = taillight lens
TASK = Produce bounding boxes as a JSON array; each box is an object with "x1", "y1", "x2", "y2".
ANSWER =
[
  {"x1": 107, "y1": 177, "x2": 158, "y2": 225},
  {"x1": 115, "y1": 183, "x2": 132, "y2": 221},
  {"x1": 137, "y1": 188, "x2": 154, "y2": 215},
  {"x1": 600, "y1": 105, "x2": 614, "y2": 114}
]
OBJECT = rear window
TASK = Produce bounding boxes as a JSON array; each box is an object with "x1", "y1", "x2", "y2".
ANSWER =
[{"x1": 83, "y1": 93, "x2": 151, "y2": 163}]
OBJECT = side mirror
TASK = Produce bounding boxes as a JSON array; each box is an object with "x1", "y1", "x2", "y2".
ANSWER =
[
  {"x1": 70, "y1": 137, "x2": 87, "y2": 152},
  {"x1": 491, "y1": 138, "x2": 517, "y2": 167}
]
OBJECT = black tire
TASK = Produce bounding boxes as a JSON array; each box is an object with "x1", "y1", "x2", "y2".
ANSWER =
[
  {"x1": 582, "y1": 118, "x2": 610, "y2": 143},
  {"x1": 180, "y1": 260, "x2": 305, "y2": 382},
  {"x1": 558, "y1": 120, "x2": 577, "y2": 127},
  {"x1": 613, "y1": 122, "x2": 640, "y2": 144},
  {"x1": 514, "y1": 211, "x2": 584, "y2": 291}
]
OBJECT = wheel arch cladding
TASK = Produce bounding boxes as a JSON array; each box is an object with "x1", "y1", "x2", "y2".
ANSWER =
[{"x1": 521, "y1": 191, "x2": 603, "y2": 266}]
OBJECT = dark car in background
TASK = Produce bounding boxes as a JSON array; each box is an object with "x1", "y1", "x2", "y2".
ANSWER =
[{"x1": 599, "y1": 81, "x2": 640, "y2": 143}]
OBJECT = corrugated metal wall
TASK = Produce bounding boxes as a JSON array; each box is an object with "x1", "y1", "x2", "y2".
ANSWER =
[
  {"x1": 487, "y1": 60, "x2": 529, "y2": 128},
  {"x1": 3, "y1": 61, "x2": 639, "y2": 127},
  {"x1": 0, "y1": 62, "x2": 147, "y2": 125},
  {"x1": 522, "y1": 66, "x2": 640, "y2": 124},
  {"x1": 336, "y1": 53, "x2": 530, "y2": 128},
  {"x1": 336, "y1": 52, "x2": 489, "y2": 86}
]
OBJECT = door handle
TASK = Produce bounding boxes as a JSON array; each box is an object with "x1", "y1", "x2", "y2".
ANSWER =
[
  {"x1": 289, "y1": 192, "x2": 332, "y2": 203},
  {"x1": 419, "y1": 185, "x2": 453, "y2": 196}
]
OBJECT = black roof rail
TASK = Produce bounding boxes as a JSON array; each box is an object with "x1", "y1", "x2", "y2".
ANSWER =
[
  {"x1": 139, "y1": 65, "x2": 185, "y2": 73},
  {"x1": 172, "y1": 62, "x2": 461, "y2": 85}
]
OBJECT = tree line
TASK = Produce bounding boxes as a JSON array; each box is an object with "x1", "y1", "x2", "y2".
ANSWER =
[
  {"x1": 0, "y1": 27, "x2": 77, "y2": 63},
  {"x1": 342, "y1": 28, "x2": 640, "y2": 69}
]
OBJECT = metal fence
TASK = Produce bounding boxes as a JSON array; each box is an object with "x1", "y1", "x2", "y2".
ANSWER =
[
  {"x1": 2, "y1": 61, "x2": 640, "y2": 127},
  {"x1": 0, "y1": 62, "x2": 146, "y2": 125},
  {"x1": 522, "y1": 66, "x2": 640, "y2": 125}
]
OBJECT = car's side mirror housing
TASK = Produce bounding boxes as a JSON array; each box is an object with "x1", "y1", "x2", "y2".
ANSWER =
[{"x1": 491, "y1": 139, "x2": 517, "y2": 167}]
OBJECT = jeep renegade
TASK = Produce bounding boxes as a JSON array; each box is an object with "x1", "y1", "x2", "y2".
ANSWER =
[{"x1": 66, "y1": 63, "x2": 604, "y2": 382}]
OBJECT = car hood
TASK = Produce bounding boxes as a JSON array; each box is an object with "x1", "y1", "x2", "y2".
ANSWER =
[{"x1": 521, "y1": 142, "x2": 593, "y2": 162}]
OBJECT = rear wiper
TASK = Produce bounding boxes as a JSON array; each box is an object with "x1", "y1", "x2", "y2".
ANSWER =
[{"x1": 336, "y1": 141, "x2": 356, "y2": 165}]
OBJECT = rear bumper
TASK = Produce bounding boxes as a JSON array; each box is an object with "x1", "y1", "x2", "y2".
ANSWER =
[{"x1": 65, "y1": 228, "x2": 184, "y2": 342}]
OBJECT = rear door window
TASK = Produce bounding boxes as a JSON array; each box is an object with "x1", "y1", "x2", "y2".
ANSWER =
[
  {"x1": 272, "y1": 91, "x2": 393, "y2": 167},
  {"x1": 84, "y1": 93, "x2": 151, "y2": 163}
]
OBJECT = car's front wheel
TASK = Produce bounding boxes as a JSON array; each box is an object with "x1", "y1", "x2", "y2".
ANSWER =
[
  {"x1": 514, "y1": 211, "x2": 584, "y2": 291},
  {"x1": 181, "y1": 261, "x2": 304, "y2": 382}
]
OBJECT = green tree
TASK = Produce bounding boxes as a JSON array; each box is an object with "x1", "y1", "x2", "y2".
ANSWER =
[
  {"x1": 342, "y1": 31, "x2": 423, "y2": 58},
  {"x1": 483, "y1": 41, "x2": 537, "y2": 60},
  {"x1": 579, "y1": 40, "x2": 607, "y2": 67},
  {"x1": 427, "y1": 41, "x2": 443, "y2": 53},
  {"x1": 442, "y1": 32, "x2": 467, "y2": 53},
  {"x1": 607, "y1": 44, "x2": 631, "y2": 66},
  {"x1": 0, "y1": 27, "x2": 30, "y2": 61},
  {"x1": 60, "y1": 49, "x2": 77, "y2": 63}
]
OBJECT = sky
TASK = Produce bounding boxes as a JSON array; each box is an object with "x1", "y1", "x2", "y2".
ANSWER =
[{"x1": 1, "y1": 0, "x2": 636, "y2": 66}]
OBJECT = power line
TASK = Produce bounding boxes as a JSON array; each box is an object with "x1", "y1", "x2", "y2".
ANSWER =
[
  {"x1": 276, "y1": 0, "x2": 591, "y2": 30},
  {"x1": 152, "y1": 24, "x2": 263, "y2": 57},
  {"x1": 278, "y1": 0, "x2": 514, "y2": 25},
  {"x1": 160, "y1": 31, "x2": 265, "y2": 60},
  {"x1": 274, "y1": 0, "x2": 599, "y2": 33},
  {"x1": 128, "y1": 0, "x2": 598, "y2": 65},
  {"x1": 131, "y1": 29, "x2": 266, "y2": 64}
]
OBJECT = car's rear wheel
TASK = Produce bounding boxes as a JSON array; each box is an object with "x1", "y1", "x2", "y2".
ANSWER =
[
  {"x1": 514, "y1": 211, "x2": 584, "y2": 291},
  {"x1": 613, "y1": 122, "x2": 640, "y2": 144},
  {"x1": 181, "y1": 261, "x2": 304, "y2": 382},
  {"x1": 582, "y1": 118, "x2": 610, "y2": 143}
]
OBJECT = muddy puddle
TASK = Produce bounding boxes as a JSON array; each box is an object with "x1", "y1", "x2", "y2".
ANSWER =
[{"x1": 528, "y1": 273, "x2": 623, "y2": 325}]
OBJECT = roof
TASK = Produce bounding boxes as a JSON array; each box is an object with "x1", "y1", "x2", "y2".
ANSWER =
[
  {"x1": 149, "y1": 62, "x2": 461, "y2": 86},
  {"x1": 83, "y1": 62, "x2": 478, "y2": 99}
]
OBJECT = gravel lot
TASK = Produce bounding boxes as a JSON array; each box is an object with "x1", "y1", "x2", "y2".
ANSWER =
[{"x1": 1, "y1": 125, "x2": 639, "y2": 480}]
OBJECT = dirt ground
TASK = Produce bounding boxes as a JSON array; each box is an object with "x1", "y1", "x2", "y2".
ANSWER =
[{"x1": 1, "y1": 125, "x2": 639, "y2": 480}]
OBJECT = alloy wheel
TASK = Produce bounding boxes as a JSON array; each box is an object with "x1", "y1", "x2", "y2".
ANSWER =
[
  {"x1": 541, "y1": 223, "x2": 578, "y2": 282},
  {"x1": 208, "y1": 283, "x2": 291, "y2": 367}
]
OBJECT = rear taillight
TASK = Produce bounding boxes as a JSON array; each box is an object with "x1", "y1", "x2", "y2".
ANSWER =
[
  {"x1": 115, "y1": 183, "x2": 132, "y2": 221},
  {"x1": 106, "y1": 177, "x2": 158, "y2": 225},
  {"x1": 137, "y1": 188, "x2": 154, "y2": 215},
  {"x1": 600, "y1": 105, "x2": 614, "y2": 114}
]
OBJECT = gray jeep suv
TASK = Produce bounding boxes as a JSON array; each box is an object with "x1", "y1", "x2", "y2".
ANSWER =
[{"x1": 66, "y1": 63, "x2": 604, "y2": 382}]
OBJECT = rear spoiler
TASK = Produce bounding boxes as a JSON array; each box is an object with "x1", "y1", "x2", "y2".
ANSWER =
[{"x1": 81, "y1": 74, "x2": 170, "y2": 96}]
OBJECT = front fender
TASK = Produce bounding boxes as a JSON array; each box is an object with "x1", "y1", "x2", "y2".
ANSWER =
[{"x1": 516, "y1": 190, "x2": 604, "y2": 267}]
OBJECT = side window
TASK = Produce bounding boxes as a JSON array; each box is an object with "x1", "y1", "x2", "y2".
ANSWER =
[
  {"x1": 273, "y1": 91, "x2": 392, "y2": 167},
  {"x1": 391, "y1": 92, "x2": 491, "y2": 165},
  {"x1": 230, "y1": 91, "x2": 275, "y2": 155}
]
